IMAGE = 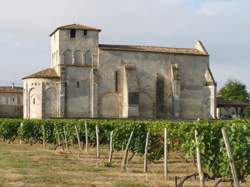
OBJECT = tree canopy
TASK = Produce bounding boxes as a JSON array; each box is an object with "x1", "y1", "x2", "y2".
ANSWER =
[{"x1": 219, "y1": 79, "x2": 250, "y2": 102}]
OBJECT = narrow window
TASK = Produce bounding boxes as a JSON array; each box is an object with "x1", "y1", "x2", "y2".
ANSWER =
[
  {"x1": 12, "y1": 97, "x2": 15, "y2": 103},
  {"x1": 76, "y1": 81, "x2": 80, "y2": 88},
  {"x1": 156, "y1": 76, "x2": 165, "y2": 114},
  {"x1": 115, "y1": 71, "x2": 119, "y2": 92},
  {"x1": 84, "y1": 30, "x2": 87, "y2": 36},
  {"x1": 70, "y1": 29, "x2": 76, "y2": 38},
  {"x1": 33, "y1": 98, "x2": 36, "y2": 104},
  {"x1": 129, "y1": 92, "x2": 139, "y2": 106},
  {"x1": 64, "y1": 82, "x2": 67, "y2": 88}
]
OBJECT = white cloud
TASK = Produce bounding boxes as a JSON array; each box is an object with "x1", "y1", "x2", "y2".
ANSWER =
[{"x1": 0, "y1": 0, "x2": 249, "y2": 90}]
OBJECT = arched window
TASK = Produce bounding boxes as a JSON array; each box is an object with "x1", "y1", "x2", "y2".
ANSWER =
[
  {"x1": 85, "y1": 50, "x2": 92, "y2": 66},
  {"x1": 63, "y1": 50, "x2": 72, "y2": 64},
  {"x1": 74, "y1": 50, "x2": 81, "y2": 65}
]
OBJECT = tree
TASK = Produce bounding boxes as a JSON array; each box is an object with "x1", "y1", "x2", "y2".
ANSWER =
[
  {"x1": 243, "y1": 106, "x2": 250, "y2": 118},
  {"x1": 219, "y1": 79, "x2": 250, "y2": 102}
]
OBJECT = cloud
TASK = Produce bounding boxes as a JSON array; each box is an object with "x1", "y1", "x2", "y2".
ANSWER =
[{"x1": 0, "y1": 0, "x2": 249, "y2": 91}]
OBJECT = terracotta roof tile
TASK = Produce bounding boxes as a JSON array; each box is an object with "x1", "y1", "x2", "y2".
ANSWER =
[
  {"x1": 23, "y1": 68, "x2": 60, "y2": 79},
  {"x1": 0, "y1": 87, "x2": 23, "y2": 94},
  {"x1": 99, "y1": 44, "x2": 208, "y2": 56},
  {"x1": 50, "y1": 23, "x2": 101, "y2": 36}
]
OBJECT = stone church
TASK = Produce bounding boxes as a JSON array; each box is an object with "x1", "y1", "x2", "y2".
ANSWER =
[{"x1": 23, "y1": 23, "x2": 216, "y2": 119}]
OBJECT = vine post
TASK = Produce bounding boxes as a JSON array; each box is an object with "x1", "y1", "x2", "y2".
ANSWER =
[
  {"x1": 122, "y1": 130, "x2": 134, "y2": 171},
  {"x1": 55, "y1": 126, "x2": 60, "y2": 146},
  {"x1": 221, "y1": 127, "x2": 239, "y2": 187},
  {"x1": 19, "y1": 122, "x2": 23, "y2": 145},
  {"x1": 63, "y1": 126, "x2": 69, "y2": 151},
  {"x1": 85, "y1": 122, "x2": 88, "y2": 153},
  {"x1": 195, "y1": 130, "x2": 205, "y2": 187},
  {"x1": 42, "y1": 125, "x2": 46, "y2": 148},
  {"x1": 164, "y1": 128, "x2": 168, "y2": 179},
  {"x1": 74, "y1": 125, "x2": 82, "y2": 151},
  {"x1": 96, "y1": 125, "x2": 100, "y2": 158},
  {"x1": 144, "y1": 131, "x2": 150, "y2": 173},
  {"x1": 108, "y1": 131, "x2": 113, "y2": 163}
]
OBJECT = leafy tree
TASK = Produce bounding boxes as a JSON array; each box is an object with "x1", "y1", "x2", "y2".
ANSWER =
[
  {"x1": 219, "y1": 79, "x2": 250, "y2": 102},
  {"x1": 244, "y1": 106, "x2": 250, "y2": 118}
]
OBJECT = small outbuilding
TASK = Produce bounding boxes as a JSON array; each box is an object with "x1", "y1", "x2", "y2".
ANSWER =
[
  {"x1": 216, "y1": 96, "x2": 249, "y2": 118},
  {"x1": 0, "y1": 85, "x2": 23, "y2": 118}
]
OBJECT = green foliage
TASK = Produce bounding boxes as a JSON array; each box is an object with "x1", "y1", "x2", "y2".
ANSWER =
[
  {"x1": 0, "y1": 118, "x2": 249, "y2": 182},
  {"x1": 0, "y1": 119, "x2": 21, "y2": 142},
  {"x1": 219, "y1": 79, "x2": 250, "y2": 102},
  {"x1": 244, "y1": 106, "x2": 250, "y2": 118}
]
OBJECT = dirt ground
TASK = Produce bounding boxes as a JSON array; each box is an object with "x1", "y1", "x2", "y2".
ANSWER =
[{"x1": 0, "y1": 142, "x2": 249, "y2": 187}]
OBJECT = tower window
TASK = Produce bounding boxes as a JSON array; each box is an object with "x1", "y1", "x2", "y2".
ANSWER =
[
  {"x1": 84, "y1": 30, "x2": 87, "y2": 36},
  {"x1": 70, "y1": 29, "x2": 76, "y2": 38},
  {"x1": 129, "y1": 92, "x2": 139, "y2": 106},
  {"x1": 33, "y1": 98, "x2": 36, "y2": 104},
  {"x1": 64, "y1": 82, "x2": 67, "y2": 88},
  {"x1": 76, "y1": 81, "x2": 80, "y2": 88}
]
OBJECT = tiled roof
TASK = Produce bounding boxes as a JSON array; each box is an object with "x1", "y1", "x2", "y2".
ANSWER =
[
  {"x1": 0, "y1": 87, "x2": 23, "y2": 94},
  {"x1": 217, "y1": 97, "x2": 250, "y2": 107},
  {"x1": 99, "y1": 44, "x2": 208, "y2": 56},
  {"x1": 50, "y1": 23, "x2": 101, "y2": 36},
  {"x1": 23, "y1": 68, "x2": 60, "y2": 80}
]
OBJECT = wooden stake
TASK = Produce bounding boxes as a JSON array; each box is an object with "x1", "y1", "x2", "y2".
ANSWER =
[
  {"x1": 109, "y1": 131, "x2": 113, "y2": 163},
  {"x1": 164, "y1": 128, "x2": 168, "y2": 179},
  {"x1": 122, "y1": 130, "x2": 134, "y2": 171},
  {"x1": 175, "y1": 176, "x2": 178, "y2": 187},
  {"x1": 144, "y1": 131, "x2": 150, "y2": 173},
  {"x1": 56, "y1": 127, "x2": 60, "y2": 146},
  {"x1": 75, "y1": 125, "x2": 82, "y2": 151},
  {"x1": 85, "y1": 122, "x2": 88, "y2": 153},
  {"x1": 19, "y1": 123, "x2": 23, "y2": 145},
  {"x1": 63, "y1": 126, "x2": 69, "y2": 151},
  {"x1": 222, "y1": 127, "x2": 239, "y2": 187},
  {"x1": 42, "y1": 125, "x2": 46, "y2": 148},
  {"x1": 96, "y1": 125, "x2": 100, "y2": 158},
  {"x1": 195, "y1": 130, "x2": 205, "y2": 187}
]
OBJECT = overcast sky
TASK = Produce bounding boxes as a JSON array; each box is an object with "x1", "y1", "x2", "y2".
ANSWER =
[{"x1": 0, "y1": 0, "x2": 249, "y2": 91}]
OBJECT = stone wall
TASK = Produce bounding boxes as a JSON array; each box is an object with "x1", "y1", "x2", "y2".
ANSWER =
[
  {"x1": 23, "y1": 78, "x2": 59, "y2": 119},
  {"x1": 0, "y1": 105, "x2": 23, "y2": 118},
  {"x1": 98, "y1": 49, "x2": 212, "y2": 119}
]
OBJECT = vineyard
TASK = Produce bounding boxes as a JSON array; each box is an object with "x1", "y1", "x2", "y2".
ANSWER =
[{"x1": 0, "y1": 119, "x2": 249, "y2": 186}]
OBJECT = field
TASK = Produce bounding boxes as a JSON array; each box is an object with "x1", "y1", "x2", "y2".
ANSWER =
[
  {"x1": 0, "y1": 142, "x2": 249, "y2": 187},
  {"x1": 0, "y1": 119, "x2": 249, "y2": 186}
]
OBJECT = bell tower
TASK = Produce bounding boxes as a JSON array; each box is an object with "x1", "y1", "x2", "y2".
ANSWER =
[{"x1": 49, "y1": 24, "x2": 101, "y2": 118}]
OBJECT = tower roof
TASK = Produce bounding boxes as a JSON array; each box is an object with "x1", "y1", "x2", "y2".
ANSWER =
[{"x1": 50, "y1": 23, "x2": 101, "y2": 36}]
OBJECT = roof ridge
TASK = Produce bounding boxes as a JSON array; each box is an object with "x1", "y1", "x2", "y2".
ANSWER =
[
  {"x1": 99, "y1": 43, "x2": 197, "y2": 50},
  {"x1": 99, "y1": 44, "x2": 207, "y2": 56}
]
